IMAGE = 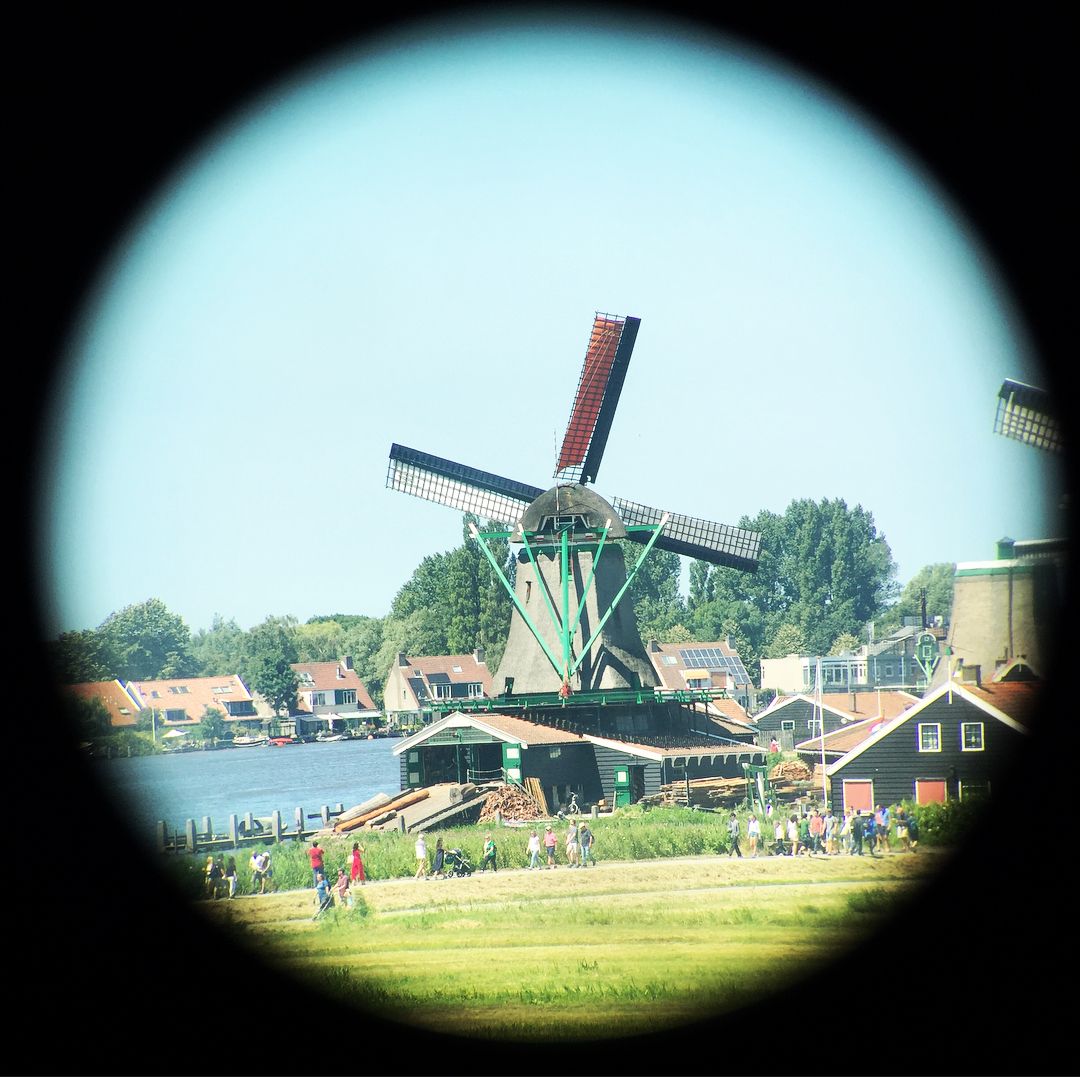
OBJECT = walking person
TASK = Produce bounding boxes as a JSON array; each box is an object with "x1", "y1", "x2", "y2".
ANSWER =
[
  {"x1": 852, "y1": 809, "x2": 865, "y2": 855},
  {"x1": 308, "y1": 839, "x2": 326, "y2": 887},
  {"x1": 480, "y1": 833, "x2": 498, "y2": 872},
  {"x1": 896, "y1": 808, "x2": 911, "y2": 853},
  {"x1": 543, "y1": 824, "x2": 558, "y2": 868},
  {"x1": 313, "y1": 871, "x2": 333, "y2": 918},
  {"x1": 431, "y1": 838, "x2": 446, "y2": 878},
  {"x1": 335, "y1": 868, "x2": 353, "y2": 907},
  {"x1": 747, "y1": 813, "x2": 760, "y2": 858},
  {"x1": 727, "y1": 812, "x2": 743, "y2": 857},
  {"x1": 350, "y1": 841, "x2": 366, "y2": 885},
  {"x1": 414, "y1": 833, "x2": 428, "y2": 879},
  {"x1": 840, "y1": 810, "x2": 853, "y2": 855},
  {"x1": 527, "y1": 830, "x2": 542, "y2": 869},
  {"x1": 224, "y1": 855, "x2": 238, "y2": 898},
  {"x1": 772, "y1": 818, "x2": 786, "y2": 856},
  {"x1": 787, "y1": 814, "x2": 800, "y2": 857},
  {"x1": 565, "y1": 819, "x2": 580, "y2": 867},
  {"x1": 260, "y1": 850, "x2": 274, "y2": 892},
  {"x1": 579, "y1": 822, "x2": 594, "y2": 867},
  {"x1": 823, "y1": 808, "x2": 837, "y2": 855},
  {"x1": 875, "y1": 804, "x2": 891, "y2": 853},
  {"x1": 809, "y1": 809, "x2": 824, "y2": 854}
]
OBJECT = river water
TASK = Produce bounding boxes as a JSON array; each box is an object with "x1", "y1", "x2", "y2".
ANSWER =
[{"x1": 90, "y1": 738, "x2": 401, "y2": 848}]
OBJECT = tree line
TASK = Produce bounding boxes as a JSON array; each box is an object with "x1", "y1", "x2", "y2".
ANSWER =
[{"x1": 49, "y1": 501, "x2": 955, "y2": 710}]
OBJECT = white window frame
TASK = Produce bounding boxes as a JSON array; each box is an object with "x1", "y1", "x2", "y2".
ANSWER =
[
  {"x1": 432, "y1": 683, "x2": 452, "y2": 700},
  {"x1": 961, "y1": 721, "x2": 984, "y2": 752},
  {"x1": 337, "y1": 689, "x2": 357, "y2": 705},
  {"x1": 918, "y1": 722, "x2": 941, "y2": 752},
  {"x1": 780, "y1": 720, "x2": 795, "y2": 732},
  {"x1": 467, "y1": 682, "x2": 484, "y2": 698}
]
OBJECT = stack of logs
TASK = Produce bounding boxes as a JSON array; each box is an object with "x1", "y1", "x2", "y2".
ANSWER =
[
  {"x1": 477, "y1": 784, "x2": 546, "y2": 823},
  {"x1": 643, "y1": 759, "x2": 819, "y2": 810}
]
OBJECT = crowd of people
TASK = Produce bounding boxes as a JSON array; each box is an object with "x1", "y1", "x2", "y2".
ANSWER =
[
  {"x1": 203, "y1": 800, "x2": 918, "y2": 906},
  {"x1": 762, "y1": 803, "x2": 920, "y2": 857}
]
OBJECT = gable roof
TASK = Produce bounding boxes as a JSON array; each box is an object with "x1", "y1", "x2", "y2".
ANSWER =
[
  {"x1": 645, "y1": 639, "x2": 753, "y2": 691},
  {"x1": 825, "y1": 678, "x2": 1036, "y2": 775},
  {"x1": 393, "y1": 710, "x2": 585, "y2": 754},
  {"x1": 756, "y1": 689, "x2": 919, "y2": 724},
  {"x1": 125, "y1": 674, "x2": 253, "y2": 725},
  {"x1": 392, "y1": 652, "x2": 494, "y2": 709},
  {"x1": 291, "y1": 659, "x2": 376, "y2": 710},
  {"x1": 62, "y1": 680, "x2": 142, "y2": 728},
  {"x1": 795, "y1": 715, "x2": 894, "y2": 756}
]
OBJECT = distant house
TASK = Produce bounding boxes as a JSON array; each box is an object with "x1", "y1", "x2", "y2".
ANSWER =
[
  {"x1": 383, "y1": 649, "x2": 493, "y2": 728},
  {"x1": 760, "y1": 627, "x2": 939, "y2": 695},
  {"x1": 290, "y1": 656, "x2": 379, "y2": 736},
  {"x1": 61, "y1": 680, "x2": 142, "y2": 729},
  {"x1": 126, "y1": 674, "x2": 259, "y2": 732},
  {"x1": 753, "y1": 689, "x2": 920, "y2": 750},
  {"x1": 824, "y1": 675, "x2": 1040, "y2": 813},
  {"x1": 645, "y1": 638, "x2": 756, "y2": 711}
]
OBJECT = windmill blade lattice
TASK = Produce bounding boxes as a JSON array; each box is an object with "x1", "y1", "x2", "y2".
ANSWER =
[
  {"x1": 387, "y1": 444, "x2": 542, "y2": 525},
  {"x1": 554, "y1": 313, "x2": 640, "y2": 485},
  {"x1": 994, "y1": 379, "x2": 1062, "y2": 454},
  {"x1": 612, "y1": 496, "x2": 762, "y2": 571}
]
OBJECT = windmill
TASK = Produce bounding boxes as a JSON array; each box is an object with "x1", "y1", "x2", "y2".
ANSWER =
[
  {"x1": 386, "y1": 313, "x2": 762, "y2": 701},
  {"x1": 993, "y1": 379, "x2": 1063, "y2": 454}
]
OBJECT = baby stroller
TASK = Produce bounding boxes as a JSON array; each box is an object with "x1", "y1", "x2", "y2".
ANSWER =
[{"x1": 444, "y1": 848, "x2": 474, "y2": 877}]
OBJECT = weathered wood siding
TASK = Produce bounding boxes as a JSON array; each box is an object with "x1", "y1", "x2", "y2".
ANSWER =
[{"x1": 827, "y1": 693, "x2": 1026, "y2": 813}]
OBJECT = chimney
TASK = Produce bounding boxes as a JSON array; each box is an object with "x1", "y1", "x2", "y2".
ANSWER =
[
  {"x1": 648, "y1": 639, "x2": 660, "y2": 653},
  {"x1": 850, "y1": 690, "x2": 858, "y2": 713},
  {"x1": 342, "y1": 655, "x2": 354, "y2": 670},
  {"x1": 397, "y1": 652, "x2": 409, "y2": 667},
  {"x1": 960, "y1": 664, "x2": 982, "y2": 687},
  {"x1": 474, "y1": 647, "x2": 486, "y2": 665}
]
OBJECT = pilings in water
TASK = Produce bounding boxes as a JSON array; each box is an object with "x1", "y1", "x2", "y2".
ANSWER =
[{"x1": 157, "y1": 803, "x2": 345, "y2": 853}]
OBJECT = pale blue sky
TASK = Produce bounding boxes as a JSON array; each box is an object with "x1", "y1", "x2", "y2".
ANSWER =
[{"x1": 37, "y1": 13, "x2": 1065, "y2": 637}]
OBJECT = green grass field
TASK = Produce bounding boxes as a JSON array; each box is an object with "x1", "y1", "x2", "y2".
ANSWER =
[{"x1": 200, "y1": 848, "x2": 943, "y2": 1041}]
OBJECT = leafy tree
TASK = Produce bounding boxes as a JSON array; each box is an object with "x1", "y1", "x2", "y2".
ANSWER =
[
  {"x1": 197, "y1": 707, "x2": 226, "y2": 744},
  {"x1": 620, "y1": 543, "x2": 685, "y2": 642},
  {"x1": 50, "y1": 629, "x2": 110, "y2": 683},
  {"x1": 190, "y1": 615, "x2": 246, "y2": 677},
  {"x1": 240, "y1": 616, "x2": 299, "y2": 717},
  {"x1": 877, "y1": 562, "x2": 956, "y2": 635},
  {"x1": 98, "y1": 598, "x2": 197, "y2": 681},
  {"x1": 66, "y1": 696, "x2": 111, "y2": 739},
  {"x1": 829, "y1": 632, "x2": 862, "y2": 655},
  {"x1": 295, "y1": 619, "x2": 347, "y2": 663},
  {"x1": 763, "y1": 622, "x2": 806, "y2": 659}
]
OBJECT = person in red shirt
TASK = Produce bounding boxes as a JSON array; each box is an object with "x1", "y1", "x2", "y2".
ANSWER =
[{"x1": 308, "y1": 840, "x2": 325, "y2": 886}]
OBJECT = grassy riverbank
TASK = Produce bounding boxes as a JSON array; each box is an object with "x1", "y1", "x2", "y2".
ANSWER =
[{"x1": 200, "y1": 848, "x2": 944, "y2": 1042}]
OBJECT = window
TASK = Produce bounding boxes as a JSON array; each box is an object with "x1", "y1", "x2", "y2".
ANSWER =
[
  {"x1": 661, "y1": 656, "x2": 678, "y2": 666},
  {"x1": 311, "y1": 692, "x2": 326, "y2": 707},
  {"x1": 549, "y1": 746, "x2": 561, "y2": 759},
  {"x1": 467, "y1": 682, "x2": 483, "y2": 698},
  {"x1": 918, "y1": 723, "x2": 941, "y2": 752},
  {"x1": 961, "y1": 722, "x2": 984, "y2": 751},
  {"x1": 452, "y1": 665, "x2": 463, "y2": 674},
  {"x1": 336, "y1": 689, "x2": 357, "y2": 705},
  {"x1": 780, "y1": 720, "x2": 795, "y2": 732},
  {"x1": 432, "y1": 683, "x2": 452, "y2": 700},
  {"x1": 168, "y1": 685, "x2": 190, "y2": 694},
  {"x1": 165, "y1": 708, "x2": 186, "y2": 722}
]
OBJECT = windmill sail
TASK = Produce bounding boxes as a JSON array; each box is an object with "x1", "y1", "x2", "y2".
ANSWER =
[
  {"x1": 611, "y1": 497, "x2": 761, "y2": 571},
  {"x1": 387, "y1": 444, "x2": 542, "y2": 525},
  {"x1": 554, "y1": 313, "x2": 640, "y2": 485},
  {"x1": 994, "y1": 379, "x2": 1062, "y2": 453}
]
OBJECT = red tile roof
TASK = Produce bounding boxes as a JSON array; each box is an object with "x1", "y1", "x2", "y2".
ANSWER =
[
  {"x1": 958, "y1": 680, "x2": 1043, "y2": 728},
  {"x1": 62, "y1": 680, "x2": 142, "y2": 728},
  {"x1": 291, "y1": 660, "x2": 376, "y2": 710},
  {"x1": 126, "y1": 674, "x2": 252, "y2": 725}
]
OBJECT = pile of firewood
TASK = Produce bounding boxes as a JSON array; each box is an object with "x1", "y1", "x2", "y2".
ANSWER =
[
  {"x1": 477, "y1": 784, "x2": 546, "y2": 823},
  {"x1": 769, "y1": 759, "x2": 813, "y2": 782}
]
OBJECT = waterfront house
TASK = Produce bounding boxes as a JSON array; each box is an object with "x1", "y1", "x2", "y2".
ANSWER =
[
  {"x1": 382, "y1": 649, "x2": 493, "y2": 729},
  {"x1": 753, "y1": 689, "x2": 919, "y2": 751},
  {"x1": 645, "y1": 638, "x2": 756, "y2": 712},
  {"x1": 61, "y1": 679, "x2": 143, "y2": 729},
  {"x1": 290, "y1": 656, "x2": 380, "y2": 736},
  {"x1": 126, "y1": 673, "x2": 259, "y2": 732}
]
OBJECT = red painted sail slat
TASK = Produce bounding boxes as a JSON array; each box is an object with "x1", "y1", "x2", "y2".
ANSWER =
[{"x1": 556, "y1": 314, "x2": 624, "y2": 475}]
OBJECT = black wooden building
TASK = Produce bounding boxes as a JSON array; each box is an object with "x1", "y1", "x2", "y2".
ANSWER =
[
  {"x1": 394, "y1": 709, "x2": 765, "y2": 813},
  {"x1": 824, "y1": 679, "x2": 1039, "y2": 813}
]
